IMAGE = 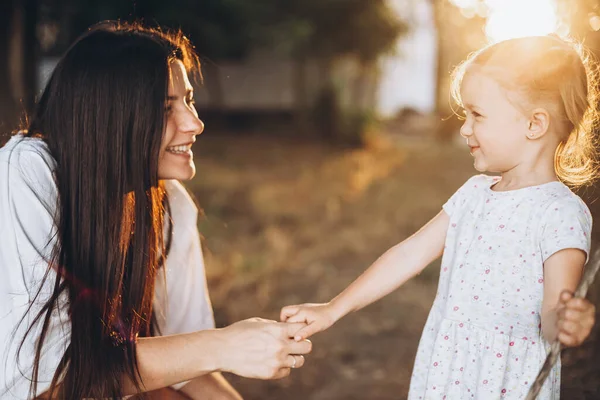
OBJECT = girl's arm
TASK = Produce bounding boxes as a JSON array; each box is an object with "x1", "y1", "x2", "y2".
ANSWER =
[
  {"x1": 540, "y1": 248, "x2": 590, "y2": 344},
  {"x1": 282, "y1": 210, "x2": 450, "y2": 340}
]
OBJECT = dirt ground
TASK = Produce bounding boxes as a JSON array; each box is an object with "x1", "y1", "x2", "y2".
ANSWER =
[{"x1": 186, "y1": 131, "x2": 600, "y2": 400}]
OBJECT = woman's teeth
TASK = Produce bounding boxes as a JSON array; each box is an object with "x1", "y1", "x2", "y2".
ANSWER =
[{"x1": 166, "y1": 144, "x2": 192, "y2": 154}]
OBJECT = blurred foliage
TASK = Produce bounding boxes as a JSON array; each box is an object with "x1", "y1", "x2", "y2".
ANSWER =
[
  {"x1": 37, "y1": 0, "x2": 250, "y2": 59},
  {"x1": 36, "y1": 0, "x2": 407, "y2": 63},
  {"x1": 312, "y1": 83, "x2": 379, "y2": 147},
  {"x1": 239, "y1": 0, "x2": 408, "y2": 63}
]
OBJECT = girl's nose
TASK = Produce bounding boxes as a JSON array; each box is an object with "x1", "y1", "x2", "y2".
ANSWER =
[{"x1": 459, "y1": 121, "x2": 472, "y2": 138}]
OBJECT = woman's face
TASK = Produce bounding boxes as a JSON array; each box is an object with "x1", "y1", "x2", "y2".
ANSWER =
[{"x1": 158, "y1": 60, "x2": 204, "y2": 180}]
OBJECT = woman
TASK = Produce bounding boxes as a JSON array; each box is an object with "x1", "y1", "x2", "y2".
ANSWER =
[{"x1": 0, "y1": 22, "x2": 311, "y2": 399}]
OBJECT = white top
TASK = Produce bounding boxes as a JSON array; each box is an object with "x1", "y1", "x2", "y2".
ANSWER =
[
  {"x1": 0, "y1": 135, "x2": 215, "y2": 399},
  {"x1": 409, "y1": 174, "x2": 592, "y2": 400}
]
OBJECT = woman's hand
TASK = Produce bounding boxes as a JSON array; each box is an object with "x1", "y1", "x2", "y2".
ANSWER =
[
  {"x1": 556, "y1": 291, "x2": 596, "y2": 347},
  {"x1": 217, "y1": 318, "x2": 312, "y2": 379},
  {"x1": 280, "y1": 303, "x2": 338, "y2": 341}
]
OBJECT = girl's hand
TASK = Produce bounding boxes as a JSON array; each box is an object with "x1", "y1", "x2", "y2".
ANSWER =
[
  {"x1": 556, "y1": 291, "x2": 596, "y2": 347},
  {"x1": 280, "y1": 303, "x2": 338, "y2": 341}
]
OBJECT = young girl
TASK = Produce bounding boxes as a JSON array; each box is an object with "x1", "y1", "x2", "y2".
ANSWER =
[
  {"x1": 281, "y1": 35, "x2": 598, "y2": 399},
  {"x1": 0, "y1": 22, "x2": 311, "y2": 400}
]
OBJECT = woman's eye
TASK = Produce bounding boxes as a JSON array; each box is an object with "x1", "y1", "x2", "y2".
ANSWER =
[
  {"x1": 472, "y1": 111, "x2": 482, "y2": 118},
  {"x1": 186, "y1": 97, "x2": 196, "y2": 106}
]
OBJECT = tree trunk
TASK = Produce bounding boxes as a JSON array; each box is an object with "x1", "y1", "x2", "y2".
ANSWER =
[
  {"x1": 352, "y1": 60, "x2": 378, "y2": 111},
  {"x1": 292, "y1": 52, "x2": 309, "y2": 135},
  {"x1": 431, "y1": 0, "x2": 445, "y2": 117},
  {"x1": 22, "y1": 0, "x2": 39, "y2": 115},
  {"x1": 315, "y1": 56, "x2": 338, "y2": 141}
]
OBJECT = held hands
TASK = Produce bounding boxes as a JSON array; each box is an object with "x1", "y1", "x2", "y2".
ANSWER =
[
  {"x1": 556, "y1": 291, "x2": 596, "y2": 347},
  {"x1": 219, "y1": 318, "x2": 312, "y2": 379},
  {"x1": 280, "y1": 303, "x2": 338, "y2": 341}
]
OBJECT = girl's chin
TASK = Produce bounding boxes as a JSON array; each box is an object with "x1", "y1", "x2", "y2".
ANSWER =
[{"x1": 473, "y1": 161, "x2": 488, "y2": 173}]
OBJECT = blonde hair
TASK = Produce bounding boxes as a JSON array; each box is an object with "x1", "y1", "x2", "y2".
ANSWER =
[{"x1": 451, "y1": 35, "x2": 600, "y2": 187}]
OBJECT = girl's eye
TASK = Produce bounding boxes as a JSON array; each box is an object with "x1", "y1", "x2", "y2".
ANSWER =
[
  {"x1": 472, "y1": 111, "x2": 482, "y2": 118},
  {"x1": 186, "y1": 97, "x2": 196, "y2": 106}
]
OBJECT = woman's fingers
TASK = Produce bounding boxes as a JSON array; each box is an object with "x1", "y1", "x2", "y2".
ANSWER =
[
  {"x1": 219, "y1": 318, "x2": 316, "y2": 379},
  {"x1": 273, "y1": 368, "x2": 292, "y2": 379},
  {"x1": 287, "y1": 338, "x2": 312, "y2": 355},
  {"x1": 282, "y1": 322, "x2": 309, "y2": 339},
  {"x1": 286, "y1": 354, "x2": 305, "y2": 369}
]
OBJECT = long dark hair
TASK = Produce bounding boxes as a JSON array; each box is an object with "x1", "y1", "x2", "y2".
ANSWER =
[{"x1": 17, "y1": 22, "x2": 200, "y2": 398}]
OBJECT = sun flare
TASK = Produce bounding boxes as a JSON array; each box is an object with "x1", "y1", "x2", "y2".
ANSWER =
[{"x1": 450, "y1": 0, "x2": 562, "y2": 43}]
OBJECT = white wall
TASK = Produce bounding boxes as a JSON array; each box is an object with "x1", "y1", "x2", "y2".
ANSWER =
[{"x1": 376, "y1": 0, "x2": 437, "y2": 117}]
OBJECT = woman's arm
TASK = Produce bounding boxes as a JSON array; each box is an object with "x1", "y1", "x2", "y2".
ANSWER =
[
  {"x1": 126, "y1": 319, "x2": 310, "y2": 394},
  {"x1": 39, "y1": 319, "x2": 310, "y2": 397}
]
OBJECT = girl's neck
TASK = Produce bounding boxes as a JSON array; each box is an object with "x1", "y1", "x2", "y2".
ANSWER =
[
  {"x1": 492, "y1": 141, "x2": 559, "y2": 191},
  {"x1": 494, "y1": 166, "x2": 558, "y2": 192}
]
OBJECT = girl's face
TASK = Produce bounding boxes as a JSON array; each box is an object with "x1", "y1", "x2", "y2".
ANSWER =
[
  {"x1": 158, "y1": 60, "x2": 204, "y2": 180},
  {"x1": 459, "y1": 71, "x2": 531, "y2": 173}
]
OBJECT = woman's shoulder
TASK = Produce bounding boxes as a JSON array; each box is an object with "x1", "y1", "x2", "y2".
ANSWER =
[
  {"x1": 0, "y1": 134, "x2": 55, "y2": 177},
  {"x1": 0, "y1": 134, "x2": 56, "y2": 200}
]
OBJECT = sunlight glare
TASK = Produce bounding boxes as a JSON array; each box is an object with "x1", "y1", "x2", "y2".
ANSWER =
[{"x1": 450, "y1": 0, "x2": 561, "y2": 43}]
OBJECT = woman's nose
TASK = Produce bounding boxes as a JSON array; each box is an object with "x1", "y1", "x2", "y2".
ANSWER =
[{"x1": 179, "y1": 109, "x2": 204, "y2": 136}]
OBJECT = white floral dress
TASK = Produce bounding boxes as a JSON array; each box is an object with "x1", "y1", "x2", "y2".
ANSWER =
[{"x1": 408, "y1": 175, "x2": 592, "y2": 399}]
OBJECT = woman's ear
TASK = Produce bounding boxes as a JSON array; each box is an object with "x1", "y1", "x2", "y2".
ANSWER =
[{"x1": 526, "y1": 108, "x2": 550, "y2": 140}]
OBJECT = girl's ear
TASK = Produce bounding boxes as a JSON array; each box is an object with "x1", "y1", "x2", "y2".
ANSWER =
[{"x1": 526, "y1": 108, "x2": 550, "y2": 140}]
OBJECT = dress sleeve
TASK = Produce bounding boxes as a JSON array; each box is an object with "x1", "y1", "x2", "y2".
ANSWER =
[
  {"x1": 0, "y1": 143, "x2": 70, "y2": 399},
  {"x1": 442, "y1": 175, "x2": 487, "y2": 217},
  {"x1": 155, "y1": 180, "x2": 215, "y2": 336},
  {"x1": 539, "y1": 196, "x2": 592, "y2": 263}
]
